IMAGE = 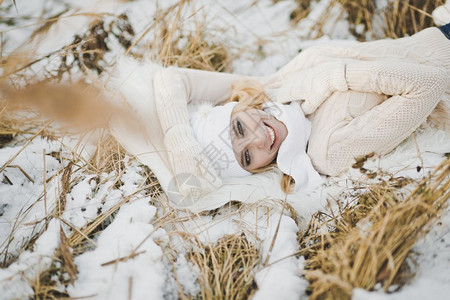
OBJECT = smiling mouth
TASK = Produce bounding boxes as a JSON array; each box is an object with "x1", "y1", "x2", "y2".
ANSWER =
[{"x1": 264, "y1": 123, "x2": 277, "y2": 150}]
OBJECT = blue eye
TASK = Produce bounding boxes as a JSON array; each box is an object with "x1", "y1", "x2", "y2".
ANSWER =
[{"x1": 245, "y1": 150, "x2": 251, "y2": 166}]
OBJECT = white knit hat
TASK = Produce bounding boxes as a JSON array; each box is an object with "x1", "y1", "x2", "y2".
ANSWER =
[
  {"x1": 263, "y1": 101, "x2": 324, "y2": 192},
  {"x1": 189, "y1": 102, "x2": 251, "y2": 178}
]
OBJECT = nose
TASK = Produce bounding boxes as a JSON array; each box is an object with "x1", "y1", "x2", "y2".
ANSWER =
[{"x1": 250, "y1": 130, "x2": 265, "y2": 149}]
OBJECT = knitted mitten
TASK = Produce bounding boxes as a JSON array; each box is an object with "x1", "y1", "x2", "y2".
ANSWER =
[{"x1": 276, "y1": 62, "x2": 348, "y2": 114}]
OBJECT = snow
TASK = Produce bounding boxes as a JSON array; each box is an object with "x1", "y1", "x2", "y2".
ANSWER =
[
  {"x1": 0, "y1": 219, "x2": 61, "y2": 299},
  {"x1": 1, "y1": 0, "x2": 450, "y2": 299},
  {"x1": 68, "y1": 198, "x2": 167, "y2": 300},
  {"x1": 252, "y1": 212, "x2": 306, "y2": 300},
  {"x1": 0, "y1": 138, "x2": 62, "y2": 260}
]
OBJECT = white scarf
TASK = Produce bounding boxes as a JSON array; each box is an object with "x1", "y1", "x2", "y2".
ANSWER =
[{"x1": 263, "y1": 101, "x2": 324, "y2": 192}]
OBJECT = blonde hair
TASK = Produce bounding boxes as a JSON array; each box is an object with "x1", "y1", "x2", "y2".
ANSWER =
[{"x1": 229, "y1": 79, "x2": 295, "y2": 194}]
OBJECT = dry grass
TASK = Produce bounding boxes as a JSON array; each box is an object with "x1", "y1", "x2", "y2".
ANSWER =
[
  {"x1": 343, "y1": 0, "x2": 443, "y2": 40},
  {"x1": 32, "y1": 262, "x2": 71, "y2": 300},
  {"x1": 32, "y1": 229, "x2": 75, "y2": 300},
  {"x1": 381, "y1": 0, "x2": 443, "y2": 39},
  {"x1": 289, "y1": 0, "x2": 314, "y2": 23},
  {"x1": 337, "y1": 0, "x2": 377, "y2": 40},
  {"x1": 147, "y1": 0, "x2": 233, "y2": 72},
  {"x1": 298, "y1": 158, "x2": 450, "y2": 300},
  {"x1": 0, "y1": 9, "x2": 137, "y2": 147},
  {"x1": 2, "y1": 1, "x2": 449, "y2": 299},
  {"x1": 0, "y1": 104, "x2": 51, "y2": 148},
  {"x1": 1, "y1": 11, "x2": 135, "y2": 82},
  {"x1": 1, "y1": 0, "x2": 243, "y2": 289},
  {"x1": 29, "y1": 154, "x2": 163, "y2": 298},
  {"x1": 184, "y1": 233, "x2": 260, "y2": 300},
  {"x1": 290, "y1": 0, "x2": 444, "y2": 40},
  {"x1": 164, "y1": 199, "x2": 305, "y2": 299},
  {"x1": 87, "y1": 132, "x2": 127, "y2": 176}
]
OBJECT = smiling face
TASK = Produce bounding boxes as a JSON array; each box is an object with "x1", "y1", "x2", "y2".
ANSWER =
[{"x1": 230, "y1": 108, "x2": 288, "y2": 171}]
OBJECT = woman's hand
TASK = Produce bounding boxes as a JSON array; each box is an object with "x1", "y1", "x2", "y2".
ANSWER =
[{"x1": 276, "y1": 62, "x2": 348, "y2": 114}]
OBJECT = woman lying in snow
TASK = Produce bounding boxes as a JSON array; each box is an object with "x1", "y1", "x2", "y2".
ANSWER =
[{"x1": 151, "y1": 24, "x2": 450, "y2": 204}]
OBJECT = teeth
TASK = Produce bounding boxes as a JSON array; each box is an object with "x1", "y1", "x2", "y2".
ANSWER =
[{"x1": 266, "y1": 125, "x2": 275, "y2": 146}]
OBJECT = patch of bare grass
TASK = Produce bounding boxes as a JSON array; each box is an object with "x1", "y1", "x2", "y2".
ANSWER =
[
  {"x1": 289, "y1": 0, "x2": 444, "y2": 40},
  {"x1": 185, "y1": 233, "x2": 260, "y2": 300},
  {"x1": 341, "y1": 0, "x2": 443, "y2": 40},
  {"x1": 298, "y1": 158, "x2": 449, "y2": 299},
  {"x1": 336, "y1": 0, "x2": 377, "y2": 40},
  {"x1": 381, "y1": 0, "x2": 443, "y2": 38},
  {"x1": 148, "y1": 0, "x2": 233, "y2": 72}
]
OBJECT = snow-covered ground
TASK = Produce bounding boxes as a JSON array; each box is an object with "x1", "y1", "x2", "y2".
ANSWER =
[{"x1": 1, "y1": 0, "x2": 449, "y2": 299}]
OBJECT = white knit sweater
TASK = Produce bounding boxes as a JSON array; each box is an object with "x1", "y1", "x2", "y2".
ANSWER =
[
  {"x1": 270, "y1": 27, "x2": 450, "y2": 174},
  {"x1": 153, "y1": 27, "x2": 450, "y2": 186}
]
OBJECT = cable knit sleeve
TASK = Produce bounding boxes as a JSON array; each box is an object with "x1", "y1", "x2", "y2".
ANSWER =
[
  {"x1": 345, "y1": 60, "x2": 448, "y2": 99},
  {"x1": 324, "y1": 60, "x2": 448, "y2": 175}
]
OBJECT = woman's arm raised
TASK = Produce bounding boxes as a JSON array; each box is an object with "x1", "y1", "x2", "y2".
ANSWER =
[
  {"x1": 326, "y1": 60, "x2": 447, "y2": 173},
  {"x1": 275, "y1": 59, "x2": 447, "y2": 114},
  {"x1": 310, "y1": 60, "x2": 448, "y2": 175},
  {"x1": 153, "y1": 67, "x2": 246, "y2": 198}
]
